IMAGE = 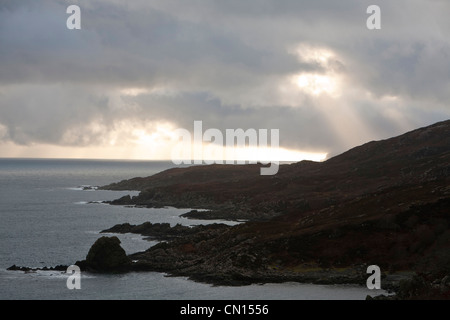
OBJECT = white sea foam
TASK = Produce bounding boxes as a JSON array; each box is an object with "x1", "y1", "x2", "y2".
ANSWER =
[
  {"x1": 67, "y1": 185, "x2": 99, "y2": 191},
  {"x1": 73, "y1": 201, "x2": 88, "y2": 205}
]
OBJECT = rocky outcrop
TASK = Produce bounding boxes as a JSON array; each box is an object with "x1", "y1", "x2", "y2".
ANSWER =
[
  {"x1": 7, "y1": 265, "x2": 68, "y2": 272},
  {"x1": 81, "y1": 236, "x2": 131, "y2": 272},
  {"x1": 368, "y1": 273, "x2": 450, "y2": 300},
  {"x1": 101, "y1": 222, "x2": 230, "y2": 241}
]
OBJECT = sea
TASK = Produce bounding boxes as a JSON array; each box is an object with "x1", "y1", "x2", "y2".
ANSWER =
[{"x1": 0, "y1": 158, "x2": 384, "y2": 300}]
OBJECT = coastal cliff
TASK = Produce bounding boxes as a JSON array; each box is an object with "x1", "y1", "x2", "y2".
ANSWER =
[{"x1": 97, "y1": 120, "x2": 450, "y2": 298}]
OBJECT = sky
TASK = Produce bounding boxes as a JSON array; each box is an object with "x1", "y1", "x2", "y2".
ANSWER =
[{"x1": 1, "y1": 0, "x2": 449, "y2": 162}]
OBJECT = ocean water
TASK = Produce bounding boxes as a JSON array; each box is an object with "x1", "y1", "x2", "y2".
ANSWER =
[{"x1": 0, "y1": 159, "x2": 383, "y2": 300}]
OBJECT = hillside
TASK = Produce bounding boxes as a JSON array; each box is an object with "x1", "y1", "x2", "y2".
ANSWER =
[
  {"x1": 93, "y1": 120, "x2": 450, "y2": 298},
  {"x1": 102, "y1": 120, "x2": 450, "y2": 221}
]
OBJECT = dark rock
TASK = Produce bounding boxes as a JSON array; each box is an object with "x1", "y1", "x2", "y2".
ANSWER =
[
  {"x1": 85, "y1": 236, "x2": 131, "y2": 272},
  {"x1": 7, "y1": 265, "x2": 32, "y2": 272},
  {"x1": 7, "y1": 264, "x2": 69, "y2": 272},
  {"x1": 102, "y1": 221, "x2": 230, "y2": 241},
  {"x1": 441, "y1": 275, "x2": 450, "y2": 287},
  {"x1": 110, "y1": 195, "x2": 133, "y2": 205}
]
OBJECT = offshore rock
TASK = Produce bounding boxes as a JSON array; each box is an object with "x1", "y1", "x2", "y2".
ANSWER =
[{"x1": 83, "y1": 236, "x2": 131, "y2": 272}]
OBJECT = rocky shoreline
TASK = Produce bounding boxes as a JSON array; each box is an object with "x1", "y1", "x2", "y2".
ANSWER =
[
  {"x1": 7, "y1": 221, "x2": 450, "y2": 299},
  {"x1": 7, "y1": 187, "x2": 450, "y2": 299},
  {"x1": 1, "y1": 220, "x2": 413, "y2": 296},
  {"x1": 6, "y1": 120, "x2": 450, "y2": 299},
  {"x1": 101, "y1": 221, "x2": 231, "y2": 241},
  {"x1": 104, "y1": 194, "x2": 277, "y2": 221}
]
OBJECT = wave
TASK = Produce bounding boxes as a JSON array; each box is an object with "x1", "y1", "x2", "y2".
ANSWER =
[{"x1": 67, "y1": 185, "x2": 99, "y2": 191}]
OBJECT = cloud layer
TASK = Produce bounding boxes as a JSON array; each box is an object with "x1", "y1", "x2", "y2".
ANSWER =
[{"x1": 1, "y1": 0, "x2": 449, "y2": 159}]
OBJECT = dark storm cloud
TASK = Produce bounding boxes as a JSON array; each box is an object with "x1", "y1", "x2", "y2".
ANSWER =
[
  {"x1": 0, "y1": 0, "x2": 449, "y2": 157},
  {"x1": 0, "y1": 0, "x2": 313, "y2": 86}
]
